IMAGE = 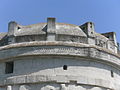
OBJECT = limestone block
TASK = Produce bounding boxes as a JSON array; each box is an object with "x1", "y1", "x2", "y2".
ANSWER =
[
  {"x1": 6, "y1": 77, "x2": 16, "y2": 85},
  {"x1": 76, "y1": 86, "x2": 85, "y2": 90},
  {"x1": 56, "y1": 76, "x2": 69, "y2": 83},
  {"x1": 60, "y1": 84, "x2": 67, "y2": 90},
  {"x1": 47, "y1": 34, "x2": 55, "y2": 41},
  {"x1": 26, "y1": 75, "x2": 36, "y2": 83},
  {"x1": 60, "y1": 84, "x2": 86, "y2": 90},
  {"x1": 35, "y1": 75, "x2": 47, "y2": 82},
  {"x1": 47, "y1": 18, "x2": 56, "y2": 30},
  {"x1": 0, "y1": 77, "x2": 5, "y2": 86},
  {"x1": 12, "y1": 85, "x2": 19, "y2": 90},
  {"x1": 41, "y1": 85, "x2": 56, "y2": 90},
  {"x1": 91, "y1": 87, "x2": 104, "y2": 90},
  {"x1": 7, "y1": 86, "x2": 12, "y2": 90},
  {"x1": 0, "y1": 63, "x2": 5, "y2": 75},
  {"x1": 15, "y1": 76, "x2": 26, "y2": 84},
  {"x1": 19, "y1": 85, "x2": 31, "y2": 90},
  {"x1": 87, "y1": 77, "x2": 96, "y2": 85},
  {"x1": 8, "y1": 21, "x2": 17, "y2": 36},
  {"x1": 77, "y1": 76, "x2": 88, "y2": 84}
]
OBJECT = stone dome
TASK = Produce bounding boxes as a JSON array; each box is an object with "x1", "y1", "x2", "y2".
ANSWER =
[{"x1": 15, "y1": 23, "x2": 87, "y2": 37}]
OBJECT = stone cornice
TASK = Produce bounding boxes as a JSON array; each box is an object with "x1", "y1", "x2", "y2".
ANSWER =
[
  {"x1": 0, "y1": 41, "x2": 119, "y2": 57},
  {"x1": 0, "y1": 41, "x2": 120, "y2": 69}
]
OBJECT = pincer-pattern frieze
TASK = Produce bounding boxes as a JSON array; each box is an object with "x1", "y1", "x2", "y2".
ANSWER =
[
  {"x1": 0, "y1": 46, "x2": 89, "y2": 60},
  {"x1": 0, "y1": 44, "x2": 120, "y2": 67}
]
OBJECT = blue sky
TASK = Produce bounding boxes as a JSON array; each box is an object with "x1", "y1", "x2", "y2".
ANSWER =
[{"x1": 0, "y1": 0, "x2": 120, "y2": 42}]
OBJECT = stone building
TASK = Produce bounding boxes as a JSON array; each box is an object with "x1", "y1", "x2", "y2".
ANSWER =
[{"x1": 0, "y1": 18, "x2": 120, "y2": 90}]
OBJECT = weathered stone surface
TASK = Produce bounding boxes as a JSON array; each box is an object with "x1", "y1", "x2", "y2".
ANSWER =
[{"x1": 0, "y1": 18, "x2": 120, "y2": 90}]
